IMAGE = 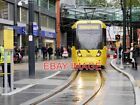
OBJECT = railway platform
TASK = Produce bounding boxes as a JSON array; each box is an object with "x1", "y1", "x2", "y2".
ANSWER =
[
  {"x1": 111, "y1": 57, "x2": 140, "y2": 105},
  {"x1": 0, "y1": 56, "x2": 140, "y2": 105},
  {"x1": 0, "y1": 59, "x2": 72, "y2": 105}
]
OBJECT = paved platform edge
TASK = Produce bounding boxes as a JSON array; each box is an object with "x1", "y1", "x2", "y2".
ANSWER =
[
  {"x1": 20, "y1": 70, "x2": 79, "y2": 105},
  {"x1": 1, "y1": 71, "x2": 61, "y2": 96},
  {"x1": 111, "y1": 59, "x2": 140, "y2": 105}
]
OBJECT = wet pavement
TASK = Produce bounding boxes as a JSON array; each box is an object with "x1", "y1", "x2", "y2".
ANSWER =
[
  {"x1": 116, "y1": 62, "x2": 140, "y2": 88},
  {"x1": 0, "y1": 59, "x2": 73, "y2": 105},
  {"x1": 88, "y1": 62, "x2": 135, "y2": 105},
  {"x1": 0, "y1": 58, "x2": 138, "y2": 105},
  {"x1": 37, "y1": 71, "x2": 101, "y2": 105}
]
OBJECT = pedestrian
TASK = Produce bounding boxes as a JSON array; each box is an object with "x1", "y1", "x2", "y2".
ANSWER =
[
  {"x1": 130, "y1": 42, "x2": 138, "y2": 70},
  {"x1": 45, "y1": 46, "x2": 48, "y2": 59},
  {"x1": 55, "y1": 47, "x2": 60, "y2": 59},
  {"x1": 47, "y1": 45, "x2": 53, "y2": 60},
  {"x1": 41, "y1": 46, "x2": 47, "y2": 60},
  {"x1": 60, "y1": 46, "x2": 63, "y2": 58},
  {"x1": 67, "y1": 46, "x2": 71, "y2": 57},
  {"x1": 124, "y1": 48, "x2": 130, "y2": 64},
  {"x1": 119, "y1": 43, "x2": 123, "y2": 59},
  {"x1": 0, "y1": 45, "x2": 11, "y2": 89},
  {"x1": 62, "y1": 47, "x2": 68, "y2": 58},
  {"x1": 35, "y1": 46, "x2": 39, "y2": 60},
  {"x1": 20, "y1": 46, "x2": 25, "y2": 58}
]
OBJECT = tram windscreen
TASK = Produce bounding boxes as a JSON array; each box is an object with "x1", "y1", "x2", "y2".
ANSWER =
[{"x1": 76, "y1": 24, "x2": 103, "y2": 49}]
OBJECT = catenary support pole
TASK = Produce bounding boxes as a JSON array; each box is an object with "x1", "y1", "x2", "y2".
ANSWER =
[{"x1": 28, "y1": 0, "x2": 35, "y2": 78}]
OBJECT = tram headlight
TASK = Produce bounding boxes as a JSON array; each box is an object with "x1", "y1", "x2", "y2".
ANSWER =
[
  {"x1": 96, "y1": 50, "x2": 102, "y2": 57},
  {"x1": 77, "y1": 51, "x2": 82, "y2": 57}
]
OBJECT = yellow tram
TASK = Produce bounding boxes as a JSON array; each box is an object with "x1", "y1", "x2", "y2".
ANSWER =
[{"x1": 71, "y1": 20, "x2": 107, "y2": 70}]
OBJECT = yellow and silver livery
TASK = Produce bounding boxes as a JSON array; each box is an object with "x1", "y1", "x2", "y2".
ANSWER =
[{"x1": 71, "y1": 20, "x2": 107, "y2": 69}]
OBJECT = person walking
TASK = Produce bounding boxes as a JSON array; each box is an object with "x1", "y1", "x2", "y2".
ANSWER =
[
  {"x1": 55, "y1": 47, "x2": 60, "y2": 59},
  {"x1": 47, "y1": 45, "x2": 53, "y2": 60},
  {"x1": 41, "y1": 46, "x2": 47, "y2": 60},
  {"x1": 60, "y1": 46, "x2": 63, "y2": 58},
  {"x1": 130, "y1": 42, "x2": 138, "y2": 70},
  {"x1": 35, "y1": 46, "x2": 39, "y2": 60},
  {"x1": 67, "y1": 46, "x2": 71, "y2": 57},
  {"x1": 0, "y1": 45, "x2": 11, "y2": 88}
]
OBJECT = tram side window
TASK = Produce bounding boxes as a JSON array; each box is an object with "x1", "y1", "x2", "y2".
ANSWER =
[
  {"x1": 72, "y1": 29, "x2": 76, "y2": 46},
  {"x1": 103, "y1": 29, "x2": 106, "y2": 46}
]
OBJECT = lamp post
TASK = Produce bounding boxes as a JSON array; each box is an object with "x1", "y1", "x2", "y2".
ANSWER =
[
  {"x1": 18, "y1": 0, "x2": 35, "y2": 77},
  {"x1": 123, "y1": 0, "x2": 126, "y2": 51},
  {"x1": 28, "y1": 0, "x2": 35, "y2": 77},
  {"x1": 121, "y1": 0, "x2": 127, "y2": 62},
  {"x1": 129, "y1": 0, "x2": 132, "y2": 44},
  {"x1": 14, "y1": 0, "x2": 17, "y2": 46},
  {"x1": 37, "y1": 0, "x2": 42, "y2": 48}
]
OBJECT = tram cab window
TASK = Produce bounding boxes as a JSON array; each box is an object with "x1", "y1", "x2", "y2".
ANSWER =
[{"x1": 76, "y1": 29, "x2": 103, "y2": 50}]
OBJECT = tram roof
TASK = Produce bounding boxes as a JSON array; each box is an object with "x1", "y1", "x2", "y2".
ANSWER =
[{"x1": 72, "y1": 20, "x2": 106, "y2": 29}]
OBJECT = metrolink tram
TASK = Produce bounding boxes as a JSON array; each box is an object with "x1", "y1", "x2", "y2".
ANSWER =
[{"x1": 71, "y1": 20, "x2": 107, "y2": 70}]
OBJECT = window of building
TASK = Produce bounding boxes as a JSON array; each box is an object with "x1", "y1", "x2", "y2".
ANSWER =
[
  {"x1": 8, "y1": 3, "x2": 14, "y2": 21},
  {"x1": 40, "y1": 0, "x2": 49, "y2": 10},
  {"x1": 49, "y1": 0, "x2": 55, "y2": 12},
  {"x1": 34, "y1": 12, "x2": 39, "y2": 23},
  {"x1": 41, "y1": 14, "x2": 47, "y2": 27},
  {"x1": 20, "y1": 8, "x2": 28, "y2": 23},
  {"x1": 47, "y1": 16, "x2": 55, "y2": 29},
  {"x1": 0, "y1": 1, "x2": 8, "y2": 20}
]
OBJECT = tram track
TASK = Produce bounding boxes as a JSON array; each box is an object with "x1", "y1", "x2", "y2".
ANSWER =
[
  {"x1": 20, "y1": 60, "x2": 135, "y2": 105},
  {"x1": 82, "y1": 71, "x2": 104, "y2": 105},
  {"x1": 86, "y1": 60, "x2": 135, "y2": 105},
  {"x1": 21, "y1": 70, "x2": 104, "y2": 105},
  {"x1": 34, "y1": 70, "x2": 103, "y2": 105},
  {"x1": 20, "y1": 70, "x2": 79, "y2": 105}
]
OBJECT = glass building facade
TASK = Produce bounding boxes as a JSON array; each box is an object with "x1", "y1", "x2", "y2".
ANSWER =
[{"x1": 0, "y1": 0, "x2": 56, "y2": 53}]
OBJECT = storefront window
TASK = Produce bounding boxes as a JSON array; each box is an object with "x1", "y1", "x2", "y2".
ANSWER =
[{"x1": 0, "y1": 1, "x2": 8, "y2": 20}]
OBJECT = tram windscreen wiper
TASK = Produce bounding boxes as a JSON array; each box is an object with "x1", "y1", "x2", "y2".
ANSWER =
[{"x1": 85, "y1": 49, "x2": 90, "y2": 53}]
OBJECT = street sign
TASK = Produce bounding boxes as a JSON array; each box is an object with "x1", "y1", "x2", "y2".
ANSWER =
[
  {"x1": 29, "y1": 35, "x2": 33, "y2": 41},
  {"x1": 4, "y1": 29, "x2": 14, "y2": 50}
]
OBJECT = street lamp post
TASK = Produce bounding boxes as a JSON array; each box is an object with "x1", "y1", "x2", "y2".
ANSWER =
[
  {"x1": 14, "y1": 0, "x2": 18, "y2": 46},
  {"x1": 28, "y1": 0, "x2": 35, "y2": 77},
  {"x1": 37, "y1": 0, "x2": 42, "y2": 48},
  {"x1": 18, "y1": 0, "x2": 35, "y2": 77},
  {"x1": 122, "y1": 0, "x2": 127, "y2": 62},
  {"x1": 129, "y1": 0, "x2": 132, "y2": 44}
]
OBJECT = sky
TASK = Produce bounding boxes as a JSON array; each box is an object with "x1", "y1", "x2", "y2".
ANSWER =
[{"x1": 60, "y1": 0, "x2": 76, "y2": 5}]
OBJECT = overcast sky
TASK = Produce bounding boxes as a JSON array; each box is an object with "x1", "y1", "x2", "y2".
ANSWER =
[{"x1": 60, "y1": 0, "x2": 76, "y2": 5}]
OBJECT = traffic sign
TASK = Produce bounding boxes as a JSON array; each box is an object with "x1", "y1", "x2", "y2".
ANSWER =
[{"x1": 4, "y1": 28, "x2": 14, "y2": 50}]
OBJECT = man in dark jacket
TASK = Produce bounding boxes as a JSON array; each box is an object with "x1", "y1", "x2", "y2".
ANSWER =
[
  {"x1": 41, "y1": 46, "x2": 47, "y2": 60},
  {"x1": 130, "y1": 43, "x2": 138, "y2": 70},
  {"x1": 47, "y1": 46, "x2": 53, "y2": 60}
]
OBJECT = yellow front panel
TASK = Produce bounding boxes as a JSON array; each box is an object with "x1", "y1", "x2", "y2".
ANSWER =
[{"x1": 72, "y1": 47, "x2": 107, "y2": 66}]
